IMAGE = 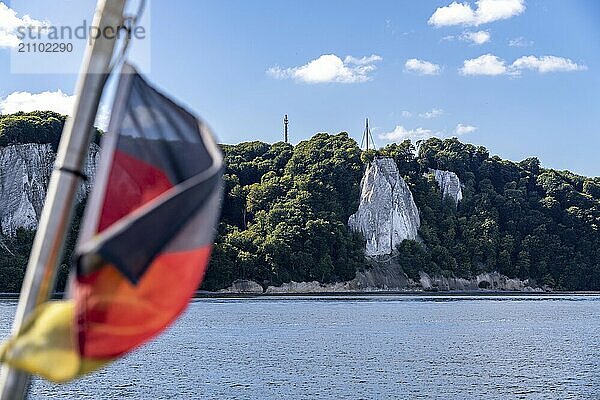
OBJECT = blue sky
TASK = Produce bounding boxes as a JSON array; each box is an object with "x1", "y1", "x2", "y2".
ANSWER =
[{"x1": 0, "y1": 0, "x2": 599, "y2": 176}]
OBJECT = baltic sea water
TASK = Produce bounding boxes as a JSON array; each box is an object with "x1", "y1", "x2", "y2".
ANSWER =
[{"x1": 1, "y1": 294, "x2": 599, "y2": 399}]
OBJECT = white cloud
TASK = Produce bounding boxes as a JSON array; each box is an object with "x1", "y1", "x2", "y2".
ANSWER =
[
  {"x1": 460, "y1": 30, "x2": 491, "y2": 44},
  {"x1": 344, "y1": 54, "x2": 383, "y2": 66},
  {"x1": 508, "y1": 36, "x2": 533, "y2": 47},
  {"x1": 267, "y1": 54, "x2": 382, "y2": 84},
  {"x1": 0, "y1": 90, "x2": 73, "y2": 115},
  {"x1": 405, "y1": 58, "x2": 441, "y2": 75},
  {"x1": 379, "y1": 125, "x2": 439, "y2": 142},
  {"x1": 429, "y1": 2, "x2": 476, "y2": 27},
  {"x1": 460, "y1": 53, "x2": 588, "y2": 76},
  {"x1": 442, "y1": 30, "x2": 490, "y2": 44},
  {"x1": 459, "y1": 53, "x2": 508, "y2": 75},
  {"x1": 419, "y1": 108, "x2": 445, "y2": 119},
  {"x1": 455, "y1": 124, "x2": 478, "y2": 135},
  {"x1": 0, "y1": 32, "x2": 19, "y2": 48},
  {"x1": 0, "y1": 90, "x2": 110, "y2": 130},
  {"x1": 429, "y1": 0, "x2": 525, "y2": 27},
  {"x1": 380, "y1": 122, "x2": 479, "y2": 143},
  {"x1": 401, "y1": 110, "x2": 412, "y2": 118},
  {"x1": 511, "y1": 55, "x2": 587, "y2": 73},
  {"x1": 0, "y1": 2, "x2": 48, "y2": 48}
]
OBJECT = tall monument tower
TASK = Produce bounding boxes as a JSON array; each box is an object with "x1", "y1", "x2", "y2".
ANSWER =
[{"x1": 284, "y1": 114, "x2": 289, "y2": 143}]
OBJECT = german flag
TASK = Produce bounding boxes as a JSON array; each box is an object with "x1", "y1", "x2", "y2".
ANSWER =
[{"x1": 0, "y1": 63, "x2": 224, "y2": 382}]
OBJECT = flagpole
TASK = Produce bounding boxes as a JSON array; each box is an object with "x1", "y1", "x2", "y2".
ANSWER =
[{"x1": 0, "y1": 0, "x2": 127, "y2": 398}]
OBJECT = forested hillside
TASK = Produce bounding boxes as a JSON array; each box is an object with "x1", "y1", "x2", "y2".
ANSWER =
[
  {"x1": 388, "y1": 139, "x2": 600, "y2": 290},
  {"x1": 204, "y1": 135, "x2": 600, "y2": 291},
  {"x1": 0, "y1": 111, "x2": 101, "y2": 149},
  {"x1": 1, "y1": 112, "x2": 599, "y2": 292},
  {"x1": 203, "y1": 134, "x2": 365, "y2": 290}
]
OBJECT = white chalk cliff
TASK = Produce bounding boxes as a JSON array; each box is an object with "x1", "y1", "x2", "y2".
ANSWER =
[
  {"x1": 348, "y1": 158, "x2": 420, "y2": 256},
  {"x1": 432, "y1": 169, "x2": 462, "y2": 204},
  {"x1": 0, "y1": 143, "x2": 99, "y2": 236}
]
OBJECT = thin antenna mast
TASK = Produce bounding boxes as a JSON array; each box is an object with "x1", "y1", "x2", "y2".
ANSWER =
[
  {"x1": 284, "y1": 114, "x2": 288, "y2": 143},
  {"x1": 361, "y1": 118, "x2": 375, "y2": 151},
  {"x1": 365, "y1": 118, "x2": 369, "y2": 151}
]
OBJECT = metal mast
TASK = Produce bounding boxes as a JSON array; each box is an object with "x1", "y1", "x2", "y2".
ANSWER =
[
  {"x1": 0, "y1": 0, "x2": 127, "y2": 398},
  {"x1": 284, "y1": 114, "x2": 288, "y2": 143},
  {"x1": 361, "y1": 118, "x2": 375, "y2": 151}
]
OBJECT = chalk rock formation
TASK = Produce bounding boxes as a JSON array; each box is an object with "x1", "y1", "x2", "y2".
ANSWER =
[
  {"x1": 219, "y1": 279, "x2": 264, "y2": 294},
  {"x1": 348, "y1": 158, "x2": 420, "y2": 256},
  {"x1": 418, "y1": 271, "x2": 540, "y2": 291},
  {"x1": 261, "y1": 270, "x2": 542, "y2": 293},
  {"x1": 0, "y1": 143, "x2": 99, "y2": 236},
  {"x1": 432, "y1": 169, "x2": 462, "y2": 204}
]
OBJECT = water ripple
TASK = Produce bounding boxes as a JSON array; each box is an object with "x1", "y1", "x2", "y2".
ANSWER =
[{"x1": 0, "y1": 294, "x2": 595, "y2": 399}]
